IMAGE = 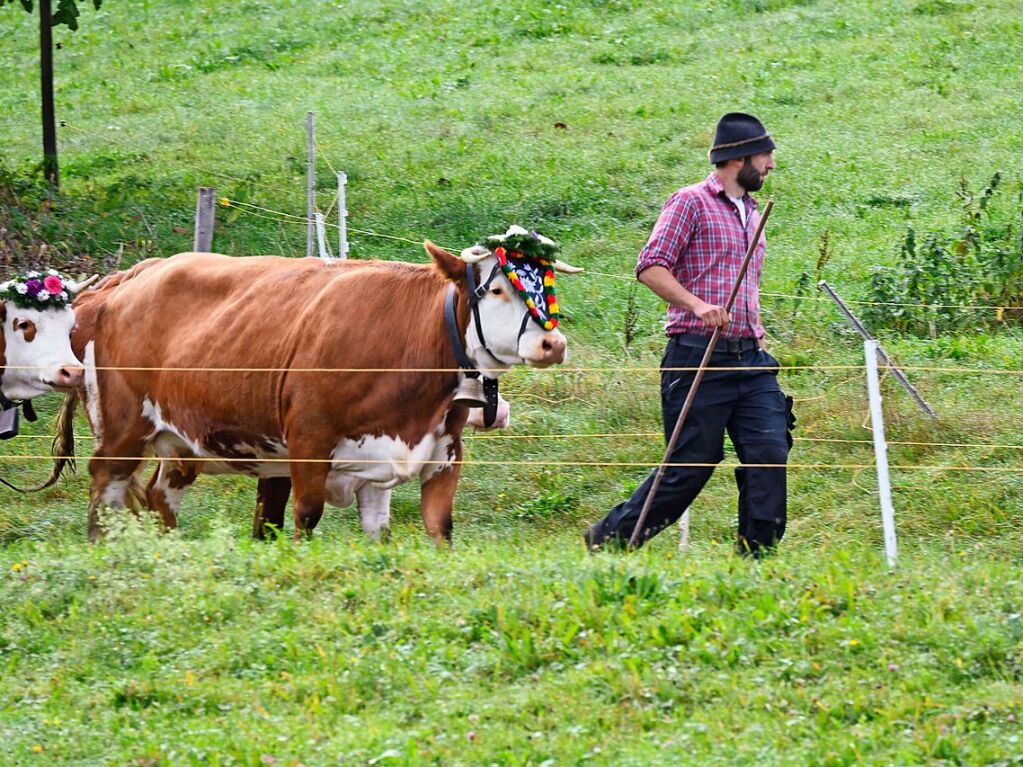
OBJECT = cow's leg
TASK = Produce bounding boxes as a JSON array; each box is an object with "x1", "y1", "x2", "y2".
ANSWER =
[
  {"x1": 289, "y1": 457, "x2": 330, "y2": 540},
  {"x1": 419, "y1": 464, "x2": 461, "y2": 545},
  {"x1": 146, "y1": 459, "x2": 200, "y2": 531},
  {"x1": 253, "y1": 477, "x2": 291, "y2": 540},
  {"x1": 88, "y1": 431, "x2": 149, "y2": 542},
  {"x1": 357, "y1": 484, "x2": 393, "y2": 541}
]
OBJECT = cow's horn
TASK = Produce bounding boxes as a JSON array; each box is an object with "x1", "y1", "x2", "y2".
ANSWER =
[
  {"x1": 66, "y1": 274, "x2": 100, "y2": 293},
  {"x1": 459, "y1": 245, "x2": 491, "y2": 264},
  {"x1": 553, "y1": 259, "x2": 584, "y2": 274}
]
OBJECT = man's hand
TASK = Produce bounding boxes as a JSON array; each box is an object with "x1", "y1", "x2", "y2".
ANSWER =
[
  {"x1": 637, "y1": 267, "x2": 732, "y2": 329},
  {"x1": 695, "y1": 301, "x2": 730, "y2": 329}
]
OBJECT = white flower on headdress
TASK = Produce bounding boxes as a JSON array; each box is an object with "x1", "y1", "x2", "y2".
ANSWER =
[
  {"x1": 537, "y1": 233, "x2": 556, "y2": 248},
  {"x1": 504, "y1": 225, "x2": 529, "y2": 238},
  {"x1": 14, "y1": 283, "x2": 28, "y2": 295},
  {"x1": 47, "y1": 269, "x2": 58, "y2": 276},
  {"x1": 59, "y1": 291, "x2": 68, "y2": 301},
  {"x1": 27, "y1": 271, "x2": 39, "y2": 278},
  {"x1": 37, "y1": 291, "x2": 49, "y2": 302}
]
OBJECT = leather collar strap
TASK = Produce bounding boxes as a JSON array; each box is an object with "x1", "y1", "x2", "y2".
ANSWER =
[
  {"x1": 482, "y1": 377, "x2": 499, "y2": 428},
  {"x1": 444, "y1": 283, "x2": 475, "y2": 372}
]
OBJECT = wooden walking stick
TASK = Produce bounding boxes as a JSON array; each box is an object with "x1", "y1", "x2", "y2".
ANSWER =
[{"x1": 627, "y1": 200, "x2": 774, "y2": 549}]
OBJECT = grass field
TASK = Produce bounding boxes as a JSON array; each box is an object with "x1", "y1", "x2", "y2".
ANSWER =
[{"x1": 2, "y1": 0, "x2": 1023, "y2": 763}]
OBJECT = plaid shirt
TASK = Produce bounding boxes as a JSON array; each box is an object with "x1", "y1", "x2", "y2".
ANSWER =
[{"x1": 636, "y1": 173, "x2": 765, "y2": 340}]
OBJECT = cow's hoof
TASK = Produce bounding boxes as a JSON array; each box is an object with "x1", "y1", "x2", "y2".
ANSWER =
[{"x1": 363, "y1": 526, "x2": 391, "y2": 543}]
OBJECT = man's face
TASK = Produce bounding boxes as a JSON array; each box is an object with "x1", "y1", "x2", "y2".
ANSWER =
[{"x1": 736, "y1": 151, "x2": 775, "y2": 192}]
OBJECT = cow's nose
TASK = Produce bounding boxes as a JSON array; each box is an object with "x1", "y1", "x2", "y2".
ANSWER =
[
  {"x1": 541, "y1": 334, "x2": 566, "y2": 364},
  {"x1": 56, "y1": 365, "x2": 84, "y2": 388}
]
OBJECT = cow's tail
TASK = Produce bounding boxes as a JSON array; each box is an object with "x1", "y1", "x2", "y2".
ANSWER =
[
  {"x1": 0, "y1": 390, "x2": 78, "y2": 494},
  {"x1": 49, "y1": 389, "x2": 79, "y2": 483}
]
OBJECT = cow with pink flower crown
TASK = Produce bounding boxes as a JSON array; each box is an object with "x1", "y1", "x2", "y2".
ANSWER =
[{"x1": 0, "y1": 269, "x2": 92, "y2": 439}]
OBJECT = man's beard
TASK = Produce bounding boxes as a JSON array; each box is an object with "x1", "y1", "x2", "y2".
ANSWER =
[{"x1": 737, "y1": 159, "x2": 764, "y2": 192}]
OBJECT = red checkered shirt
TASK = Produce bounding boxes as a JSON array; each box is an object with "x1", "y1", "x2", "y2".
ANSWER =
[{"x1": 636, "y1": 172, "x2": 766, "y2": 340}]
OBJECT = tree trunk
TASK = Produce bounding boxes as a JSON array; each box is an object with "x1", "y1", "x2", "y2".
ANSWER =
[{"x1": 39, "y1": 0, "x2": 59, "y2": 191}]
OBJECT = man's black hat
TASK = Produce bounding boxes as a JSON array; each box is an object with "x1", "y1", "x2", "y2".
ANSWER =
[{"x1": 708, "y1": 112, "x2": 775, "y2": 164}]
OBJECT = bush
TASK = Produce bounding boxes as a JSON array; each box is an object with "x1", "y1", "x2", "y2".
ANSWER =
[{"x1": 863, "y1": 173, "x2": 1023, "y2": 336}]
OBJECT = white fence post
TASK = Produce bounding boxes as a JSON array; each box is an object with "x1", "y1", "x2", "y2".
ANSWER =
[
  {"x1": 306, "y1": 111, "x2": 315, "y2": 258},
  {"x1": 678, "y1": 508, "x2": 690, "y2": 550},
  {"x1": 864, "y1": 340, "x2": 899, "y2": 568},
  {"x1": 337, "y1": 171, "x2": 349, "y2": 259},
  {"x1": 315, "y1": 212, "x2": 333, "y2": 261}
]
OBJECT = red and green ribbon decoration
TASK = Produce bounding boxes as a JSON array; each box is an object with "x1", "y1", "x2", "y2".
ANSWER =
[{"x1": 494, "y1": 246, "x2": 559, "y2": 331}]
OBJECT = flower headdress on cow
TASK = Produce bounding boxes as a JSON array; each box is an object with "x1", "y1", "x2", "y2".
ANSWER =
[
  {"x1": 0, "y1": 270, "x2": 74, "y2": 311},
  {"x1": 477, "y1": 225, "x2": 574, "y2": 331}
]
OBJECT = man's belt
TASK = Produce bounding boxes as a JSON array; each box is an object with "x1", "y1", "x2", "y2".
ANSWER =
[{"x1": 672, "y1": 333, "x2": 759, "y2": 354}]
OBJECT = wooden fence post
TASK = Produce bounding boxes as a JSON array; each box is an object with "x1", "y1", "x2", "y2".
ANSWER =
[
  {"x1": 306, "y1": 111, "x2": 315, "y2": 258},
  {"x1": 193, "y1": 187, "x2": 216, "y2": 252}
]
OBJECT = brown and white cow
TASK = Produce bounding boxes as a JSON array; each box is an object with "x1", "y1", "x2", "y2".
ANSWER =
[
  {"x1": 69, "y1": 259, "x2": 512, "y2": 540},
  {"x1": 70, "y1": 245, "x2": 570, "y2": 543}
]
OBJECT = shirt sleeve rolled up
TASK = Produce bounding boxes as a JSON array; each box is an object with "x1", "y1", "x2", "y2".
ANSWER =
[{"x1": 635, "y1": 191, "x2": 698, "y2": 279}]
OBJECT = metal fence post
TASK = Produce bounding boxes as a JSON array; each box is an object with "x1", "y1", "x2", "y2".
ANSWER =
[{"x1": 820, "y1": 281, "x2": 936, "y2": 417}]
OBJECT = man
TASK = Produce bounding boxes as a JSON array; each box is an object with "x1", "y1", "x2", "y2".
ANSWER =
[{"x1": 585, "y1": 112, "x2": 793, "y2": 557}]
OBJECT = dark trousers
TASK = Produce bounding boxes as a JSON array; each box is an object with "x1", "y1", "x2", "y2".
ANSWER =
[{"x1": 588, "y1": 335, "x2": 792, "y2": 554}]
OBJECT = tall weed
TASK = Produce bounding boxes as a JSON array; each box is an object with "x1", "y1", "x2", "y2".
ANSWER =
[{"x1": 864, "y1": 174, "x2": 1023, "y2": 336}]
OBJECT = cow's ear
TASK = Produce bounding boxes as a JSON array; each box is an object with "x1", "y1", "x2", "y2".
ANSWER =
[
  {"x1": 424, "y1": 241, "x2": 465, "y2": 282},
  {"x1": 0, "y1": 301, "x2": 6, "y2": 324}
]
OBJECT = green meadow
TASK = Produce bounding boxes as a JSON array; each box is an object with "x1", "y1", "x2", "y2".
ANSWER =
[{"x1": 1, "y1": 0, "x2": 1022, "y2": 763}]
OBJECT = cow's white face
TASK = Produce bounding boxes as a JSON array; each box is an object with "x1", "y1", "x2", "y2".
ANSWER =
[
  {"x1": 464, "y1": 255, "x2": 567, "y2": 370},
  {"x1": 0, "y1": 302, "x2": 84, "y2": 400}
]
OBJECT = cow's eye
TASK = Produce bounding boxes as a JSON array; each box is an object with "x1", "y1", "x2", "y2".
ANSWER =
[
  {"x1": 490, "y1": 286, "x2": 504, "y2": 296},
  {"x1": 16, "y1": 320, "x2": 31, "y2": 331}
]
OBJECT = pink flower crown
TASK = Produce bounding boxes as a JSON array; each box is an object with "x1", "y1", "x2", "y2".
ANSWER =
[{"x1": 1, "y1": 271, "x2": 73, "y2": 311}]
